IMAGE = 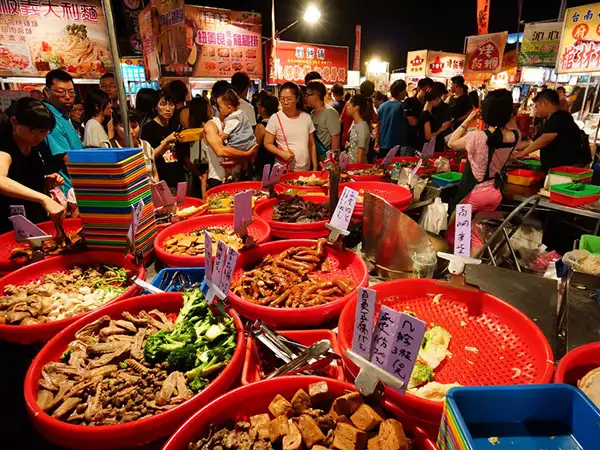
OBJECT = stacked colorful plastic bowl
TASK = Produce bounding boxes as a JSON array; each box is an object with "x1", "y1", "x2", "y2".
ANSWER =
[{"x1": 66, "y1": 148, "x2": 157, "y2": 258}]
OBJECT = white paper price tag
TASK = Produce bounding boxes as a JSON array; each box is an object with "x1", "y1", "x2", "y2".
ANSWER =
[
  {"x1": 370, "y1": 306, "x2": 401, "y2": 370},
  {"x1": 329, "y1": 186, "x2": 359, "y2": 232},
  {"x1": 211, "y1": 240, "x2": 228, "y2": 288},
  {"x1": 352, "y1": 287, "x2": 377, "y2": 359},
  {"x1": 454, "y1": 204, "x2": 472, "y2": 257},
  {"x1": 218, "y1": 247, "x2": 239, "y2": 294},
  {"x1": 204, "y1": 231, "x2": 213, "y2": 281}
]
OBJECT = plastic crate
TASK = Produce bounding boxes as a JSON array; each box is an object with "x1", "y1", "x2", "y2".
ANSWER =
[
  {"x1": 151, "y1": 268, "x2": 205, "y2": 292},
  {"x1": 507, "y1": 169, "x2": 544, "y2": 186},
  {"x1": 66, "y1": 148, "x2": 142, "y2": 163},
  {"x1": 579, "y1": 235, "x2": 600, "y2": 255},
  {"x1": 523, "y1": 159, "x2": 542, "y2": 172},
  {"x1": 549, "y1": 166, "x2": 593, "y2": 181},
  {"x1": 550, "y1": 183, "x2": 600, "y2": 207},
  {"x1": 432, "y1": 171, "x2": 463, "y2": 187},
  {"x1": 438, "y1": 385, "x2": 600, "y2": 450}
]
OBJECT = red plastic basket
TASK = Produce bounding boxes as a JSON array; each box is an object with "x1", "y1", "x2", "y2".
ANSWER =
[
  {"x1": 554, "y1": 342, "x2": 600, "y2": 386},
  {"x1": 337, "y1": 278, "x2": 555, "y2": 439},
  {"x1": 279, "y1": 171, "x2": 330, "y2": 194},
  {"x1": 0, "y1": 218, "x2": 82, "y2": 274},
  {"x1": 375, "y1": 156, "x2": 419, "y2": 166},
  {"x1": 206, "y1": 181, "x2": 283, "y2": 205},
  {"x1": 241, "y1": 329, "x2": 345, "y2": 385},
  {"x1": 267, "y1": 227, "x2": 330, "y2": 239},
  {"x1": 154, "y1": 213, "x2": 271, "y2": 268},
  {"x1": 507, "y1": 169, "x2": 544, "y2": 186},
  {"x1": 162, "y1": 376, "x2": 437, "y2": 450},
  {"x1": 156, "y1": 197, "x2": 208, "y2": 232},
  {"x1": 340, "y1": 181, "x2": 413, "y2": 216},
  {"x1": 253, "y1": 196, "x2": 330, "y2": 233},
  {"x1": 24, "y1": 293, "x2": 246, "y2": 450},
  {"x1": 0, "y1": 251, "x2": 144, "y2": 344},
  {"x1": 550, "y1": 191, "x2": 600, "y2": 207},
  {"x1": 345, "y1": 163, "x2": 386, "y2": 182},
  {"x1": 228, "y1": 239, "x2": 369, "y2": 329}
]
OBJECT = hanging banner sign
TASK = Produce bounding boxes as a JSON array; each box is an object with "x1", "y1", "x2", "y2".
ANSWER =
[
  {"x1": 490, "y1": 49, "x2": 519, "y2": 87},
  {"x1": 519, "y1": 22, "x2": 562, "y2": 67},
  {"x1": 557, "y1": 3, "x2": 600, "y2": 74},
  {"x1": 465, "y1": 32, "x2": 508, "y2": 74},
  {"x1": 0, "y1": 0, "x2": 113, "y2": 78},
  {"x1": 477, "y1": 0, "x2": 490, "y2": 35},
  {"x1": 406, "y1": 50, "x2": 427, "y2": 77},
  {"x1": 353, "y1": 25, "x2": 361, "y2": 71},
  {"x1": 138, "y1": 5, "x2": 161, "y2": 80},
  {"x1": 426, "y1": 51, "x2": 465, "y2": 78},
  {"x1": 267, "y1": 40, "x2": 349, "y2": 85}
]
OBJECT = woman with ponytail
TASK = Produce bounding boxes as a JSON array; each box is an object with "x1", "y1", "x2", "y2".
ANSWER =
[{"x1": 446, "y1": 89, "x2": 520, "y2": 255}]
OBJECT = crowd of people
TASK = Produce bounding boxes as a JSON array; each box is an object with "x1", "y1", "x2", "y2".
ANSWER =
[{"x1": 0, "y1": 67, "x2": 593, "y2": 235}]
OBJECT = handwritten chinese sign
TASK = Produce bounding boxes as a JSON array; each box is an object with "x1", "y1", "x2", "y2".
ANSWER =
[
  {"x1": 0, "y1": 0, "x2": 112, "y2": 78},
  {"x1": 387, "y1": 313, "x2": 426, "y2": 392},
  {"x1": 477, "y1": 0, "x2": 490, "y2": 35},
  {"x1": 352, "y1": 287, "x2": 376, "y2": 359},
  {"x1": 519, "y1": 22, "x2": 562, "y2": 67},
  {"x1": 9, "y1": 214, "x2": 47, "y2": 243},
  {"x1": 370, "y1": 306, "x2": 400, "y2": 369},
  {"x1": 204, "y1": 231, "x2": 213, "y2": 280},
  {"x1": 329, "y1": 186, "x2": 359, "y2": 231},
  {"x1": 465, "y1": 32, "x2": 508, "y2": 74},
  {"x1": 127, "y1": 199, "x2": 144, "y2": 249},
  {"x1": 261, "y1": 163, "x2": 283, "y2": 188},
  {"x1": 454, "y1": 204, "x2": 472, "y2": 257},
  {"x1": 557, "y1": 3, "x2": 600, "y2": 73},
  {"x1": 233, "y1": 190, "x2": 253, "y2": 230}
]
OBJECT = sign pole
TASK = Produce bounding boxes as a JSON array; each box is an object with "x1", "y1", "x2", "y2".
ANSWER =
[{"x1": 101, "y1": 0, "x2": 133, "y2": 147}]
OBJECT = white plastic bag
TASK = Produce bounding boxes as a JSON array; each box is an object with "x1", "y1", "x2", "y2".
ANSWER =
[
  {"x1": 434, "y1": 157, "x2": 451, "y2": 173},
  {"x1": 419, "y1": 198, "x2": 448, "y2": 234}
]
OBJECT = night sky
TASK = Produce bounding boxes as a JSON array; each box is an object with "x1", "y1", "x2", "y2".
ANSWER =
[{"x1": 184, "y1": 0, "x2": 595, "y2": 71}]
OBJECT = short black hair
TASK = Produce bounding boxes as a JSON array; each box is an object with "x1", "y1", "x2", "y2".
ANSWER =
[
  {"x1": 100, "y1": 72, "x2": 115, "y2": 81},
  {"x1": 211, "y1": 80, "x2": 232, "y2": 101},
  {"x1": 534, "y1": 89, "x2": 560, "y2": 106},
  {"x1": 83, "y1": 89, "x2": 110, "y2": 121},
  {"x1": 481, "y1": 89, "x2": 513, "y2": 128},
  {"x1": 374, "y1": 91, "x2": 388, "y2": 103},
  {"x1": 350, "y1": 93, "x2": 368, "y2": 116},
  {"x1": 112, "y1": 107, "x2": 141, "y2": 127},
  {"x1": 331, "y1": 83, "x2": 344, "y2": 97},
  {"x1": 390, "y1": 80, "x2": 407, "y2": 99},
  {"x1": 424, "y1": 82, "x2": 447, "y2": 102},
  {"x1": 417, "y1": 77, "x2": 434, "y2": 90},
  {"x1": 11, "y1": 97, "x2": 56, "y2": 131},
  {"x1": 468, "y1": 90, "x2": 480, "y2": 109},
  {"x1": 258, "y1": 91, "x2": 279, "y2": 116},
  {"x1": 557, "y1": 86, "x2": 566, "y2": 94},
  {"x1": 220, "y1": 88, "x2": 240, "y2": 108},
  {"x1": 306, "y1": 80, "x2": 326, "y2": 101},
  {"x1": 231, "y1": 71, "x2": 251, "y2": 95},
  {"x1": 135, "y1": 88, "x2": 159, "y2": 119},
  {"x1": 167, "y1": 79, "x2": 188, "y2": 103},
  {"x1": 45, "y1": 69, "x2": 73, "y2": 88},
  {"x1": 157, "y1": 87, "x2": 175, "y2": 104},
  {"x1": 280, "y1": 81, "x2": 303, "y2": 109},
  {"x1": 304, "y1": 71, "x2": 322, "y2": 85},
  {"x1": 451, "y1": 75, "x2": 465, "y2": 86},
  {"x1": 359, "y1": 80, "x2": 376, "y2": 98}
]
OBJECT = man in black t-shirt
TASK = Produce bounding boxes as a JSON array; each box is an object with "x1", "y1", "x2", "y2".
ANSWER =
[
  {"x1": 450, "y1": 75, "x2": 473, "y2": 130},
  {"x1": 517, "y1": 89, "x2": 583, "y2": 173},
  {"x1": 403, "y1": 77, "x2": 433, "y2": 155}
]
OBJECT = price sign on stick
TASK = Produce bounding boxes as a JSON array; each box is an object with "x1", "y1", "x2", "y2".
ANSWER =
[
  {"x1": 9, "y1": 215, "x2": 49, "y2": 243},
  {"x1": 339, "y1": 152, "x2": 349, "y2": 170},
  {"x1": 126, "y1": 199, "x2": 144, "y2": 252},
  {"x1": 352, "y1": 287, "x2": 377, "y2": 359},
  {"x1": 327, "y1": 186, "x2": 359, "y2": 241},
  {"x1": 211, "y1": 241, "x2": 228, "y2": 288},
  {"x1": 151, "y1": 181, "x2": 175, "y2": 208},
  {"x1": 386, "y1": 313, "x2": 426, "y2": 393},
  {"x1": 9, "y1": 205, "x2": 25, "y2": 217},
  {"x1": 234, "y1": 190, "x2": 253, "y2": 231},
  {"x1": 204, "y1": 231, "x2": 213, "y2": 281},
  {"x1": 218, "y1": 247, "x2": 239, "y2": 294},
  {"x1": 261, "y1": 164, "x2": 284, "y2": 188},
  {"x1": 370, "y1": 306, "x2": 401, "y2": 370},
  {"x1": 454, "y1": 204, "x2": 472, "y2": 257},
  {"x1": 176, "y1": 182, "x2": 187, "y2": 204},
  {"x1": 421, "y1": 137, "x2": 436, "y2": 158},
  {"x1": 380, "y1": 145, "x2": 400, "y2": 167}
]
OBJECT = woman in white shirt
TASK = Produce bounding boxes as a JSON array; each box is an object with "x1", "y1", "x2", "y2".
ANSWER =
[
  {"x1": 264, "y1": 82, "x2": 317, "y2": 171},
  {"x1": 83, "y1": 89, "x2": 112, "y2": 148}
]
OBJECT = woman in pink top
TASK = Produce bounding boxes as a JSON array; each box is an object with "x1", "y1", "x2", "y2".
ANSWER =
[{"x1": 446, "y1": 89, "x2": 520, "y2": 254}]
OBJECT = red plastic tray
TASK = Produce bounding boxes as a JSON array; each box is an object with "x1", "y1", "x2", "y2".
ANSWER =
[
  {"x1": 154, "y1": 213, "x2": 272, "y2": 268},
  {"x1": 0, "y1": 251, "x2": 144, "y2": 344},
  {"x1": 267, "y1": 227, "x2": 329, "y2": 239},
  {"x1": 340, "y1": 181, "x2": 413, "y2": 215},
  {"x1": 206, "y1": 181, "x2": 283, "y2": 205},
  {"x1": 375, "y1": 156, "x2": 419, "y2": 166},
  {"x1": 549, "y1": 166, "x2": 593, "y2": 178},
  {"x1": 228, "y1": 239, "x2": 369, "y2": 329},
  {"x1": 337, "y1": 278, "x2": 555, "y2": 439},
  {"x1": 162, "y1": 376, "x2": 437, "y2": 450},
  {"x1": 242, "y1": 329, "x2": 345, "y2": 385},
  {"x1": 345, "y1": 163, "x2": 386, "y2": 182},
  {"x1": 550, "y1": 191, "x2": 600, "y2": 207},
  {"x1": 507, "y1": 169, "x2": 544, "y2": 186},
  {"x1": 554, "y1": 342, "x2": 600, "y2": 386},
  {"x1": 253, "y1": 196, "x2": 330, "y2": 232},
  {"x1": 0, "y1": 218, "x2": 82, "y2": 274},
  {"x1": 279, "y1": 170, "x2": 330, "y2": 194},
  {"x1": 156, "y1": 197, "x2": 208, "y2": 232},
  {"x1": 24, "y1": 293, "x2": 246, "y2": 450}
]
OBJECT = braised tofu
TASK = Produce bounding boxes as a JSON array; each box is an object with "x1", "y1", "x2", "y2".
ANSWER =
[
  {"x1": 351, "y1": 404, "x2": 384, "y2": 432},
  {"x1": 368, "y1": 435, "x2": 381, "y2": 450},
  {"x1": 250, "y1": 413, "x2": 271, "y2": 440},
  {"x1": 283, "y1": 422, "x2": 302, "y2": 450},
  {"x1": 333, "y1": 422, "x2": 367, "y2": 450},
  {"x1": 269, "y1": 393, "x2": 293, "y2": 417},
  {"x1": 333, "y1": 392, "x2": 364, "y2": 416},
  {"x1": 298, "y1": 414, "x2": 326, "y2": 447},
  {"x1": 309, "y1": 381, "x2": 329, "y2": 404},
  {"x1": 313, "y1": 447, "x2": 330, "y2": 450},
  {"x1": 291, "y1": 388, "x2": 312, "y2": 414},
  {"x1": 269, "y1": 415, "x2": 290, "y2": 443},
  {"x1": 378, "y1": 419, "x2": 408, "y2": 450}
]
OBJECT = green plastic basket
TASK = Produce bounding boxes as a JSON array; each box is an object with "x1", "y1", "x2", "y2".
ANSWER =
[
  {"x1": 579, "y1": 235, "x2": 600, "y2": 255},
  {"x1": 550, "y1": 182, "x2": 600, "y2": 197},
  {"x1": 523, "y1": 159, "x2": 542, "y2": 172},
  {"x1": 432, "y1": 171, "x2": 463, "y2": 187}
]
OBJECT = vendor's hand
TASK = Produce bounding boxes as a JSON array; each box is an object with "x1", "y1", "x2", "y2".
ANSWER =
[
  {"x1": 45, "y1": 173, "x2": 64, "y2": 189},
  {"x1": 374, "y1": 143, "x2": 381, "y2": 153},
  {"x1": 440, "y1": 121, "x2": 452, "y2": 132},
  {"x1": 41, "y1": 196, "x2": 66, "y2": 221},
  {"x1": 466, "y1": 110, "x2": 480, "y2": 123},
  {"x1": 280, "y1": 149, "x2": 295, "y2": 162}
]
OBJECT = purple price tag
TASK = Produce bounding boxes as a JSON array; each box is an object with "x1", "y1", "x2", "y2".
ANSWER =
[
  {"x1": 370, "y1": 306, "x2": 401, "y2": 370},
  {"x1": 152, "y1": 180, "x2": 174, "y2": 207},
  {"x1": 381, "y1": 145, "x2": 400, "y2": 167},
  {"x1": 211, "y1": 240, "x2": 228, "y2": 287},
  {"x1": 218, "y1": 247, "x2": 239, "y2": 294},
  {"x1": 127, "y1": 199, "x2": 144, "y2": 245},
  {"x1": 150, "y1": 183, "x2": 164, "y2": 208},
  {"x1": 9, "y1": 205, "x2": 25, "y2": 217},
  {"x1": 386, "y1": 313, "x2": 427, "y2": 392},
  {"x1": 454, "y1": 204, "x2": 472, "y2": 257},
  {"x1": 269, "y1": 163, "x2": 284, "y2": 184},
  {"x1": 339, "y1": 152, "x2": 349, "y2": 170},
  {"x1": 176, "y1": 182, "x2": 187, "y2": 204},
  {"x1": 261, "y1": 164, "x2": 272, "y2": 188},
  {"x1": 352, "y1": 287, "x2": 377, "y2": 359},
  {"x1": 329, "y1": 186, "x2": 359, "y2": 231},
  {"x1": 9, "y1": 215, "x2": 47, "y2": 243},
  {"x1": 234, "y1": 190, "x2": 253, "y2": 230},
  {"x1": 204, "y1": 231, "x2": 213, "y2": 281},
  {"x1": 421, "y1": 137, "x2": 436, "y2": 158}
]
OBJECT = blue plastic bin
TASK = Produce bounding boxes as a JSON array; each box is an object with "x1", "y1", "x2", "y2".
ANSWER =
[
  {"x1": 439, "y1": 384, "x2": 600, "y2": 450},
  {"x1": 67, "y1": 148, "x2": 141, "y2": 163},
  {"x1": 151, "y1": 268, "x2": 205, "y2": 292}
]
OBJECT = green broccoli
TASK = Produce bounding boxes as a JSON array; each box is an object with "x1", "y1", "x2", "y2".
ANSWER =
[
  {"x1": 166, "y1": 343, "x2": 198, "y2": 372},
  {"x1": 176, "y1": 289, "x2": 208, "y2": 325},
  {"x1": 144, "y1": 330, "x2": 186, "y2": 363},
  {"x1": 60, "y1": 348, "x2": 72, "y2": 362},
  {"x1": 186, "y1": 349, "x2": 228, "y2": 379},
  {"x1": 187, "y1": 376, "x2": 206, "y2": 392},
  {"x1": 408, "y1": 362, "x2": 434, "y2": 389}
]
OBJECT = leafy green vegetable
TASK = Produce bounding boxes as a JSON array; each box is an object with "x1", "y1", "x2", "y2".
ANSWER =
[
  {"x1": 408, "y1": 362, "x2": 434, "y2": 389},
  {"x1": 60, "y1": 348, "x2": 72, "y2": 362}
]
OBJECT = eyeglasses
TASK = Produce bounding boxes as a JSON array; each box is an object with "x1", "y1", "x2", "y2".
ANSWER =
[
  {"x1": 51, "y1": 89, "x2": 75, "y2": 98},
  {"x1": 280, "y1": 96, "x2": 296, "y2": 103},
  {"x1": 100, "y1": 83, "x2": 116, "y2": 90}
]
